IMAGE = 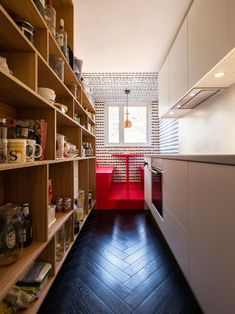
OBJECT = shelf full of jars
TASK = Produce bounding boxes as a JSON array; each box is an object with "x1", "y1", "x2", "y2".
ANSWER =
[
  {"x1": 0, "y1": 158, "x2": 96, "y2": 312},
  {"x1": 0, "y1": 0, "x2": 96, "y2": 167},
  {"x1": 0, "y1": 0, "x2": 96, "y2": 312}
]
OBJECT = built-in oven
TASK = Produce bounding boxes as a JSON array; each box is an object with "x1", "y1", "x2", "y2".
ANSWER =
[{"x1": 145, "y1": 159, "x2": 163, "y2": 218}]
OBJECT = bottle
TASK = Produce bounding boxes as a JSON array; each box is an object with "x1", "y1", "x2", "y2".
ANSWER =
[
  {"x1": 56, "y1": 19, "x2": 68, "y2": 59},
  {"x1": 21, "y1": 203, "x2": 32, "y2": 247},
  {"x1": 88, "y1": 190, "x2": 92, "y2": 209},
  {"x1": 45, "y1": 0, "x2": 56, "y2": 37},
  {"x1": 0, "y1": 118, "x2": 7, "y2": 164}
]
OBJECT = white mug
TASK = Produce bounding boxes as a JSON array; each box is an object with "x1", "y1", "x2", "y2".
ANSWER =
[
  {"x1": 7, "y1": 139, "x2": 34, "y2": 163},
  {"x1": 26, "y1": 139, "x2": 42, "y2": 162}
]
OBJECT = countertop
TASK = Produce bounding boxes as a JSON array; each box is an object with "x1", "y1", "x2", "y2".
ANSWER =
[{"x1": 144, "y1": 154, "x2": 235, "y2": 166}]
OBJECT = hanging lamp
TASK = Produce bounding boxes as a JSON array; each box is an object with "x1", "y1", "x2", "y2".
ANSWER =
[{"x1": 123, "y1": 89, "x2": 132, "y2": 128}]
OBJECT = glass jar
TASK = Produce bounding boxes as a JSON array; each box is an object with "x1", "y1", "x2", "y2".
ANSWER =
[
  {"x1": 0, "y1": 204, "x2": 24, "y2": 266},
  {"x1": 55, "y1": 225, "x2": 65, "y2": 262},
  {"x1": 49, "y1": 55, "x2": 64, "y2": 82}
]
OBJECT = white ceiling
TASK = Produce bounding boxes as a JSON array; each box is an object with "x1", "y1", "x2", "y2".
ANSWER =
[{"x1": 74, "y1": 0, "x2": 193, "y2": 73}]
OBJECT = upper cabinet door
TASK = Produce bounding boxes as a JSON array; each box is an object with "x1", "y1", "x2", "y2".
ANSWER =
[
  {"x1": 228, "y1": 0, "x2": 235, "y2": 49},
  {"x1": 170, "y1": 18, "x2": 188, "y2": 106},
  {"x1": 188, "y1": 0, "x2": 229, "y2": 88},
  {"x1": 159, "y1": 55, "x2": 170, "y2": 117}
]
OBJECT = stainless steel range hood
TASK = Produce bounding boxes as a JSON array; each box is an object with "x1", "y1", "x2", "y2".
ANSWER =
[{"x1": 172, "y1": 87, "x2": 223, "y2": 110}]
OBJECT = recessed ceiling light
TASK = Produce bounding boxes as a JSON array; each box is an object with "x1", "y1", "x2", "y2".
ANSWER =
[
  {"x1": 176, "y1": 104, "x2": 181, "y2": 108},
  {"x1": 214, "y1": 72, "x2": 225, "y2": 78},
  {"x1": 169, "y1": 111, "x2": 174, "y2": 115},
  {"x1": 190, "y1": 92, "x2": 196, "y2": 97}
]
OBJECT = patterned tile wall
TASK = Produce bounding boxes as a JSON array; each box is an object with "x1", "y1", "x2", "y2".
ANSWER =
[{"x1": 95, "y1": 102, "x2": 160, "y2": 182}]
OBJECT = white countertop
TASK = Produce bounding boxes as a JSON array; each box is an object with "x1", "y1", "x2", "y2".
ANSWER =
[{"x1": 144, "y1": 154, "x2": 235, "y2": 166}]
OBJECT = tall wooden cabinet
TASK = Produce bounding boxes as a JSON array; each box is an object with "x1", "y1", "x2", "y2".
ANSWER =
[{"x1": 0, "y1": 1, "x2": 96, "y2": 312}]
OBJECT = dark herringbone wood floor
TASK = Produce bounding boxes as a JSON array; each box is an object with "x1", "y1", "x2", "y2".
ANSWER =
[{"x1": 39, "y1": 210, "x2": 202, "y2": 314}]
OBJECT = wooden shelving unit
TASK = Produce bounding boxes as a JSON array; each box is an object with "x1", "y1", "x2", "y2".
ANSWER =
[{"x1": 0, "y1": 0, "x2": 96, "y2": 312}]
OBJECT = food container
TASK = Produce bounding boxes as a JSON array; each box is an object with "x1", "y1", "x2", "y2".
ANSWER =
[
  {"x1": 64, "y1": 218, "x2": 71, "y2": 251},
  {"x1": 62, "y1": 197, "x2": 71, "y2": 213},
  {"x1": 0, "y1": 204, "x2": 24, "y2": 266},
  {"x1": 55, "y1": 226, "x2": 64, "y2": 262},
  {"x1": 48, "y1": 205, "x2": 56, "y2": 226},
  {"x1": 38, "y1": 87, "x2": 56, "y2": 103},
  {"x1": 49, "y1": 55, "x2": 64, "y2": 82},
  {"x1": 56, "y1": 197, "x2": 63, "y2": 212},
  {"x1": 15, "y1": 20, "x2": 34, "y2": 43}
]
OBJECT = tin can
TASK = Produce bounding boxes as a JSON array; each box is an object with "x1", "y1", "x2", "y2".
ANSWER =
[
  {"x1": 63, "y1": 197, "x2": 71, "y2": 212},
  {"x1": 56, "y1": 197, "x2": 63, "y2": 212}
]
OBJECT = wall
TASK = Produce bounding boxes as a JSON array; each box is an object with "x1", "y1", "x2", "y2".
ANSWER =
[
  {"x1": 95, "y1": 103, "x2": 159, "y2": 182},
  {"x1": 178, "y1": 83, "x2": 235, "y2": 154},
  {"x1": 160, "y1": 119, "x2": 179, "y2": 154}
]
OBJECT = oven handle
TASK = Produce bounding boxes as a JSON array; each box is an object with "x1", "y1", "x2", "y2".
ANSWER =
[{"x1": 144, "y1": 162, "x2": 164, "y2": 174}]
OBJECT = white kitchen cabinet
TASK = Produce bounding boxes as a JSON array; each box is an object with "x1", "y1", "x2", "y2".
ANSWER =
[
  {"x1": 163, "y1": 209, "x2": 189, "y2": 280},
  {"x1": 170, "y1": 18, "x2": 188, "y2": 106},
  {"x1": 188, "y1": 0, "x2": 229, "y2": 88},
  {"x1": 162, "y1": 160, "x2": 189, "y2": 280},
  {"x1": 144, "y1": 157, "x2": 152, "y2": 210},
  {"x1": 158, "y1": 55, "x2": 170, "y2": 118},
  {"x1": 228, "y1": 0, "x2": 235, "y2": 49},
  {"x1": 188, "y1": 162, "x2": 235, "y2": 314}
]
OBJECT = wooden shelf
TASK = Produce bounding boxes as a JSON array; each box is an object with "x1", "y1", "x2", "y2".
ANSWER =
[
  {"x1": 0, "y1": 241, "x2": 47, "y2": 301},
  {"x1": 82, "y1": 126, "x2": 95, "y2": 138},
  {"x1": 49, "y1": 32, "x2": 76, "y2": 86},
  {"x1": 0, "y1": 70, "x2": 54, "y2": 109},
  {"x1": 0, "y1": 0, "x2": 96, "y2": 310},
  {"x1": 48, "y1": 211, "x2": 74, "y2": 241},
  {"x1": 38, "y1": 54, "x2": 73, "y2": 99},
  {"x1": 0, "y1": 5, "x2": 34, "y2": 52},
  {"x1": 0, "y1": 0, "x2": 47, "y2": 29},
  {"x1": 81, "y1": 89, "x2": 95, "y2": 113},
  {"x1": 19, "y1": 276, "x2": 54, "y2": 314},
  {"x1": 0, "y1": 160, "x2": 48, "y2": 172},
  {"x1": 56, "y1": 109, "x2": 79, "y2": 127}
]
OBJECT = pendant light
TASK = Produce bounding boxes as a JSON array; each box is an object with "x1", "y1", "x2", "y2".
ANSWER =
[{"x1": 123, "y1": 89, "x2": 132, "y2": 128}]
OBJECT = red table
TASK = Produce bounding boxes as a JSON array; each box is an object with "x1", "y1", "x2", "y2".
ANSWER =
[{"x1": 112, "y1": 153, "x2": 144, "y2": 184}]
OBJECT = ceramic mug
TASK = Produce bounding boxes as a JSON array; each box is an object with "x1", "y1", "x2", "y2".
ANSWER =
[
  {"x1": 26, "y1": 139, "x2": 42, "y2": 162},
  {"x1": 7, "y1": 139, "x2": 34, "y2": 163}
]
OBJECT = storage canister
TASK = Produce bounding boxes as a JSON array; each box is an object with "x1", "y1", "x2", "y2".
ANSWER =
[{"x1": 0, "y1": 204, "x2": 24, "y2": 266}]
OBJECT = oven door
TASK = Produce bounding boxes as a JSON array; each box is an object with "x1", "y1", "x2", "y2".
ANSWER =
[{"x1": 151, "y1": 166, "x2": 163, "y2": 218}]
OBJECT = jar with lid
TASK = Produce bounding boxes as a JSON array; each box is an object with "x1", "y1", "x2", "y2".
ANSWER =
[
  {"x1": 0, "y1": 204, "x2": 24, "y2": 266},
  {"x1": 0, "y1": 118, "x2": 7, "y2": 163}
]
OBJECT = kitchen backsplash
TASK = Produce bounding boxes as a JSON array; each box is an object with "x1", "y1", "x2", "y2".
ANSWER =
[
  {"x1": 159, "y1": 119, "x2": 179, "y2": 154},
  {"x1": 178, "y1": 83, "x2": 235, "y2": 154}
]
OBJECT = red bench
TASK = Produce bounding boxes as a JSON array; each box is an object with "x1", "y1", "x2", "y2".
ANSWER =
[{"x1": 96, "y1": 166, "x2": 115, "y2": 209}]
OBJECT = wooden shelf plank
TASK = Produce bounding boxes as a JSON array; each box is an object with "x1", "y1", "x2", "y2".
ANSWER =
[
  {"x1": 56, "y1": 109, "x2": 79, "y2": 127},
  {"x1": 0, "y1": 0, "x2": 47, "y2": 29},
  {"x1": 0, "y1": 5, "x2": 34, "y2": 52},
  {"x1": 82, "y1": 126, "x2": 95, "y2": 138},
  {"x1": 0, "y1": 241, "x2": 48, "y2": 301},
  {"x1": 0, "y1": 70, "x2": 54, "y2": 109},
  {"x1": 0, "y1": 160, "x2": 48, "y2": 172}
]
